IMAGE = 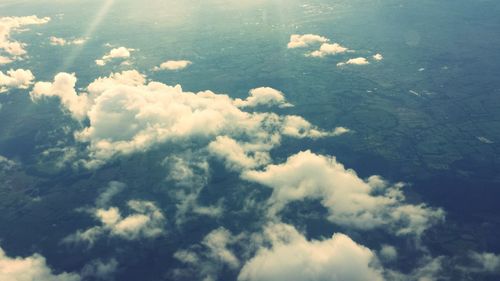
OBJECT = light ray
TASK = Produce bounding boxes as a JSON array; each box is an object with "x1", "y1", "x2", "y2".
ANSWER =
[{"x1": 60, "y1": 0, "x2": 115, "y2": 71}]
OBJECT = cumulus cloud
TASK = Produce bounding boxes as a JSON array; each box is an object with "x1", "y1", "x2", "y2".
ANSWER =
[
  {"x1": 337, "y1": 57, "x2": 370, "y2": 67},
  {"x1": 242, "y1": 150, "x2": 444, "y2": 236},
  {"x1": 63, "y1": 183, "x2": 165, "y2": 246},
  {"x1": 208, "y1": 136, "x2": 271, "y2": 171},
  {"x1": 0, "y1": 247, "x2": 81, "y2": 281},
  {"x1": 287, "y1": 34, "x2": 329, "y2": 49},
  {"x1": 32, "y1": 70, "x2": 338, "y2": 168},
  {"x1": 30, "y1": 72, "x2": 90, "y2": 120},
  {"x1": 154, "y1": 60, "x2": 192, "y2": 71},
  {"x1": 49, "y1": 36, "x2": 86, "y2": 46},
  {"x1": 238, "y1": 223, "x2": 384, "y2": 281},
  {"x1": 95, "y1": 47, "x2": 133, "y2": 66},
  {"x1": 0, "y1": 16, "x2": 50, "y2": 60},
  {"x1": 234, "y1": 87, "x2": 293, "y2": 108},
  {"x1": 0, "y1": 69, "x2": 35, "y2": 93},
  {"x1": 308, "y1": 43, "x2": 349, "y2": 58}
]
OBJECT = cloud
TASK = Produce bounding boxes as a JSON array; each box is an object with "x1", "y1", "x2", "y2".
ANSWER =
[
  {"x1": 95, "y1": 47, "x2": 133, "y2": 66},
  {"x1": 30, "y1": 72, "x2": 90, "y2": 120},
  {"x1": 234, "y1": 87, "x2": 293, "y2": 108},
  {"x1": 32, "y1": 71, "x2": 338, "y2": 168},
  {"x1": 467, "y1": 252, "x2": 500, "y2": 273},
  {"x1": 308, "y1": 43, "x2": 349, "y2": 58},
  {"x1": 49, "y1": 36, "x2": 86, "y2": 46},
  {"x1": 287, "y1": 34, "x2": 329, "y2": 49},
  {"x1": 81, "y1": 259, "x2": 118, "y2": 280},
  {"x1": 154, "y1": 60, "x2": 192, "y2": 71},
  {"x1": 0, "y1": 69, "x2": 35, "y2": 93},
  {"x1": 163, "y1": 153, "x2": 223, "y2": 225},
  {"x1": 0, "y1": 155, "x2": 17, "y2": 170},
  {"x1": 208, "y1": 136, "x2": 271, "y2": 171},
  {"x1": 0, "y1": 16, "x2": 50, "y2": 60},
  {"x1": 242, "y1": 150, "x2": 444, "y2": 236},
  {"x1": 63, "y1": 183, "x2": 165, "y2": 246},
  {"x1": 95, "y1": 181, "x2": 125, "y2": 208},
  {"x1": 174, "y1": 227, "x2": 241, "y2": 281},
  {"x1": 0, "y1": 56, "x2": 13, "y2": 65},
  {"x1": 238, "y1": 223, "x2": 384, "y2": 281},
  {"x1": 0, "y1": 247, "x2": 81, "y2": 281},
  {"x1": 337, "y1": 57, "x2": 370, "y2": 67},
  {"x1": 202, "y1": 228, "x2": 241, "y2": 269},
  {"x1": 373, "y1": 53, "x2": 384, "y2": 61},
  {"x1": 379, "y1": 245, "x2": 398, "y2": 262}
]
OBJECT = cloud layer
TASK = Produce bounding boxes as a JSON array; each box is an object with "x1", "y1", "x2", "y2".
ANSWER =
[{"x1": 31, "y1": 70, "x2": 340, "y2": 168}]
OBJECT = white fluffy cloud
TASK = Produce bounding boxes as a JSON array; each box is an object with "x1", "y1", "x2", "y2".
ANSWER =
[
  {"x1": 49, "y1": 36, "x2": 86, "y2": 46},
  {"x1": 32, "y1": 70, "x2": 340, "y2": 168},
  {"x1": 30, "y1": 72, "x2": 90, "y2": 120},
  {"x1": 234, "y1": 87, "x2": 293, "y2": 108},
  {"x1": 0, "y1": 247, "x2": 81, "y2": 281},
  {"x1": 0, "y1": 69, "x2": 35, "y2": 93},
  {"x1": 64, "y1": 183, "x2": 165, "y2": 246},
  {"x1": 242, "y1": 150, "x2": 444, "y2": 236},
  {"x1": 287, "y1": 34, "x2": 329, "y2": 49},
  {"x1": 337, "y1": 57, "x2": 370, "y2": 67},
  {"x1": 65, "y1": 200, "x2": 165, "y2": 246},
  {"x1": 95, "y1": 47, "x2": 133, "y2": 66},
  {"x1": 0, "y1": 16, "x2": 50, "y2": 60},
  {"x1": 308, "y1": 43, "x2": 349, "y2": 58},
  {"x1": 238, "y1": 223, "x2": 384, "y2": 281},
  {"x1": 154, "y1": 60, "x2": 192, "y2": 71}
]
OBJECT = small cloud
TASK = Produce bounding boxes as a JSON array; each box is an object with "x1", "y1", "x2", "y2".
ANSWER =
[
  {"x1": 337, "y1": 57, "x2": 370, "y2": 67},
  {"x1": 332, "y1": 126, "x2": 350, "y2": 136},
  {"x1": 0, "y1": 56, "x2": 13, "y2": 65},
  {"x1": 153, "y1": 60, "x2": 192, "y2": 71},
  {"x1": 234, "y1": 87, "x2": 293, "y2": 108},
  {"x1": 477, "y1": 136, "x2": 494, "y2": 144},
  {"x1": 379, "y1": 245, "x2": 398, "y2": 262},
  {"x1": 49, "y1": 36, "x2": 87, "y2": 46},
  {"x1": 0, "y1": 69, "x2": 35, "y2": 93},
  {"x1": 373, "y1": 53, "x2": 383, "y2": 61},
  {"x1": 287, "y1": 34, "x2": 329, "y2": 49},
  {"x1": 308, "y1": 43, "x2": 349, "y2": 58},
  {"x1": 96, "y1": 47, "x2": 134, "y2": 66}
]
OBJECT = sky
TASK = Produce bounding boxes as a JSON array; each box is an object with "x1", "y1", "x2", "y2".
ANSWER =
[{"x1": 1, "y1": 0, "x2": 500, "y2": 280}]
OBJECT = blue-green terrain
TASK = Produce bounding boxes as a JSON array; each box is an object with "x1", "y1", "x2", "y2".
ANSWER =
[{"x1": 0, "y1": 0, "x2": 499, "y2": 280}]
